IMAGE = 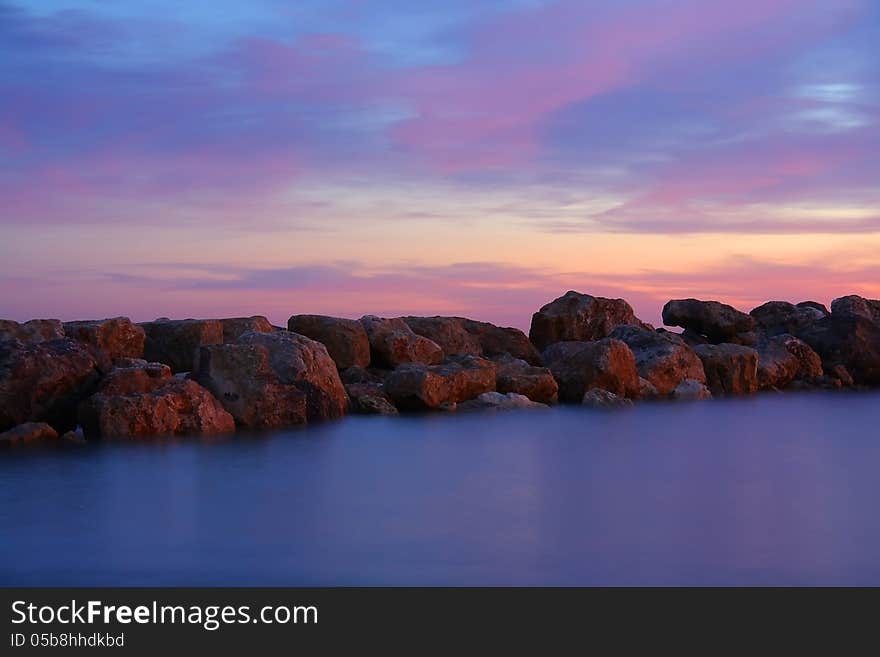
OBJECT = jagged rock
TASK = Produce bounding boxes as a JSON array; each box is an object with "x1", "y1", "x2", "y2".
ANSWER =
[
  {"x1": 693, "y1": 343, "x2": 759, "y2": 395},
  {"x1": 750, "y1": 301, "x2": 826, "y2": 336},
  {"x1": 671, "y1": 379, "x2": 713, "y2": 401},
  {"x1": 340, "y1": 365, "x2": 389, "y2": 385},
  {"x1": 608, "y1": 325, "x2": 706, "y2": 395},
  {"x1": 797, "y1": 301, "x2": 830, "y2": 315},
  {"x1": 194, "y1": 330, "x2": 348, "y2": 428},
  {"x1": 458, "y1": 391, "x2": 547, "y2": 412},
  {"x1": 140, "y1": 319, "x2": 224, "y2": 373},
  {"x1": 0, "y1": 422, "x2": 59, "y2": 445},
  {"x1": 830, "y1": 295, "x2": 880, "y2": 323},
  {"x1": 581, "y1": 388, "x2": 633, "y2": 408},
  {"x1": 662, "y1": 299, "x2": 755, "y2": 343},
  {"x1": 459, "y1": 319, "x2": 542, "y2": 365},
  {"x1": 828, "y1": 364, "x2": 854, "y2": 387},
  {"x1": 402, "y1": 316, "x2": 482, "y2": 357},
  {"x1": 529, "y1": 290, "x2": 646, "y2": 350},
  {"x1": 491, "y1": 354, "x2": 558, "y2": 404},
  {"x1": 756, "y1": 335, "x2": 823, "y2": 389},
  {"x1": 796, "y1": 315, "x2": 880, "y2": 385},
  {"x1": 346, "y1": 383, "x2": 398, "y2": 416},
  {"x1": 383, "y1": 355, "x2": 495, "y2": 410},
  {"x1": 544, "y1": 338, "x2": 641, "y2": 402},
  {"x1": 288, "y1": 315, "x2": 371, "y2": 370},
  {"x1": 360, "y1": 315, "x2": 443, "y2": 368},
  {"x1": 0, "y1": 319, "x2": 65, "y2": 344},
  {"x1": 63, "y1": 317, "x2": 145, "y2": 360},
  {"x1": 541, "y1": 341, "x2": 591, "y2": 366},
  {"x1": 219, "y1": 316, "x2": 275, "y2": 343},
  {"x1": 638, "y1": 377, "x2": 660, "y2": 399},
  {"x1": 0, "y1": 338, "x2": 101, "y2": 432},
  {"x1": 78, "y1": 362, "x2": 235, "y2": 439}
]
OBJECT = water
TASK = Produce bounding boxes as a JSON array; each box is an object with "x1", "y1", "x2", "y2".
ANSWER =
[{"x1": 2, "y1": 392, "x2": 879, "y2": 586}]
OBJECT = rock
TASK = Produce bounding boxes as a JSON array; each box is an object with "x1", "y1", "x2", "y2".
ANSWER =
[
  {"x1": 749, "y1": 301, "x2": 826, "y2": 336},
  {"x1": 288, "y1": 315, "x2": 371, "y2": 370},
  {"x1": 0, "y1": 422, "x2": 59, "y2": 445},
  {"x1": 830, "y1": 295, "x2": 880, "y2": 323},
  {"x1": 340, "y1": 366, "x2": 389, "y2": 385},
  {"x1": 383, "y1": 355, "x2": 496, "y2": 410},
  {"x1": 829, "y1": 364, "x2": 854, "y2": 387},
  {"x1": 0, "y1": 319, "x2": 65, "y2": 344},
  {"x1": 459, "y1": 319, "x2": 542, "y2": 365},
  {"x1": 491, "y1": 354, "x2": 558, "y2": 404},
  {"x1": 796, "y1": 315, "x2": 880, "y2": 385},
  {"x1": 638, "y1": 377, "x2": 660, "y2": 399},
  {"x1": 608, "y1": 325, "x2": 706, "y2": 395},
  {"x1": 679, "y1": 329, "x2": 709, "y2": 347},
  {"x1": 529, "y1": 290, "x2": 646, "y2": 350},
  {"x1": 458, "y1": 391, "x2": 547, "y2": 412},
  {"x1": 693, "y1": 343, "x2": 759, "y2": 396},
  {"x1": 797, "y1": 301, "x2": 829, "y2": 315},
  {"x1": 581, "y1": 388, "x2": 633, "y2": 408},
  {"x1": 671, "y1": 379, "x2": 713, "y2": 401},
  {"x1": 756, "y1": 335, "x2": 823, "y2": 389},
  {"x1": 78, "y1": 362, "x2": 234, "y2": 439},
  {"x1": 140, "y1": 319, "x2": 224, "y2": 373},
  {"x1": 360, "y1": 315, "x2": 443, "y2": 368},
  {"x1": 402, "y1": 316, "x2": 482, "y2": 357},
  {"x1": 219, "y1": 316, "x2": 275, "y2": 343},
  {"x1": 346, "y1": 383, "x2": 399, "y2": 416},
  {"x1": 60, "y1": 429, "x2": 87, "y2": 445},
  {"x1": 662, "y1": 299, "x2": 755, "y2": 343},
  {"x1": 0, "y1": 338, "x2": 101, "y2": 432},
  {"x1": 63, "y1": 317, "x2": 145, "y2": 360},
  {"x1": 194, "y1": 330, "x2": 348, "y2": 428},
  {"x1": 545, "y1": 338, "x2": 640, "y2": 402}
]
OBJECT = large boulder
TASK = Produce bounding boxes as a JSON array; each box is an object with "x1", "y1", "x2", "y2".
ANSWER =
[
  {"x1": 0, "y1": 319, "x2": 65, "y2": 344},
  {"x1": 829, "y1": 295, "x2": 880, "y2": 323},
  {"x1": 360, "y1": 315, "x2": 443, "y2": 368},
  {"x1": 755, "y1": 334, "x2": 823, "y2": 390},
  {"x1": 662, "y1": 299, "x2": 755, "y2": 343},
  {"x1": 693, "y1": 343, "x2": 758, "y2": 395},
  {"x1": 458, "y1": 391, "x2": 546, "y2": 412},
  {"x1": 140, "y1": 319, "x2": 224, "y2": 373},
  {"x1": 544, "y1": 338, "x2": 640, "y2": 402},
  {"x1": 749, "y1": 301, "x2": 826, "y2": 337},
  {"x1": 63, "y1": 317, "x2": 145, "y2": 361},
  {"x1": 459, "y1": 319, "x2": 542, "y2": 365},
  {"x1": 608, "y1": 325, "x2": 705, "y2": 395},
  {"x1": 671, "y1": 379, "x2": 713, "y2": 401},
  {"x1": 0, "y1": 338, "x2": 101, "y2": 432},
  {"x1": 78, "y1": 362, "x2": 235, "y2": 439},
  {"x1": 529, "y1": 291, "x2": 645, "y2": 350},
  {"x1": 193, "y1": 330, "x2": 347, "y2": 428},
  {"x1": 0, "y1": 422, "x2": 59, "y2": 445},
  {"x1": 345, "y1": 383, "x2": 399, "y2": 416},
  {"x1": 219, "y1": 316, "x2": 275, "y2": 343},
  {"x1": 491, "y1": 354, "x2": 558, "y2": 404},
  {"x1": 402, "y1": 317, "x2": 482, "y2": 358},
  {"x1": 383, "y1": 355, "x2": 495, "y2": 410},
  {"x1": 288, "y1": 315, "x2": 371, "y2": 370},
  {"x1": 796, "y1": 315, "x2": 880, "y2": 385}
]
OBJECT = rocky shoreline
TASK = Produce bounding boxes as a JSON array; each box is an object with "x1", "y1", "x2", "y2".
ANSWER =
[{"x1": 2, "y1": 291, "x2": 879, "y2": 444}]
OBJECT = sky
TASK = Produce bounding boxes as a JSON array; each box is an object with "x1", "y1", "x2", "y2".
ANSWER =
[{"x1": 2, "y1": 0, "x2": 879, "y2": 329}]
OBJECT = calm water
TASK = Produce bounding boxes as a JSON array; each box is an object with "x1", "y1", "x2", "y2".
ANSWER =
[{"x1": 2, "y1": 392, "x2": 880, "y2": 586}]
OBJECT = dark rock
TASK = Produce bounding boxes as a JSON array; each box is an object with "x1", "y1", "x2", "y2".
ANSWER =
[
  {"x1": 459, "y1": 319, "x2": 542, "y2": 365},
  {"x1": 830, "y1": 295, "x2": 880, "y2": 323},
  {"x1": 545, "y1": 338, "x2": 640, "y2": 402},
  {"x1": 0, "y1": 338, "x2": 101, "y2": 432},
  {"x1": 693, "y1": 343, "x2": 759, "y2": 395},
  {"x1": 0, "y1": 319, "x2": 65, "y2": 344},
  {"x1": 529, "y1": 290, "x2": 646, "y2": 350},
  {"x1": 749, "y1": 301, "x2": 826, "y2": 336},
  {"x1": 756, "y1": 335, "x2": 823, "y2": 390},
  {"x1": 140, "y1": 319, "x2": 224, "y2": 373},
  {"x1": 193, "y1": 330, "x2": 347, "y2": 428},
  {"x1": 288, "y1": 315, "x2": 371, "y2": 370},
  {"x1": 345, "y1": 383, "x2": 398, "y2": 416},
  {"x1": 219, "y1": 316, "x2": 275, "y2": 343},
  {"x1": 671, "y1": 379, "x2": 713, "y2": 401},
  {"x1": 63, "y1": 317, "x2": 145, "y2": 360},
  {"x1": 360, "y1": 316, "x2": 443, "y2": 368},
  {"x1": 797, "y1": 315, "x2": 880, "y2": 385},
  {"x1": 458, "y1": 391, "x2": 547, "y2": 412},
  {"x1": 383, "y1": 355, "x2": 495, "y2": 410},
  {"x1": 0, "y1": 422, "x2": 59, "y2": 445},
  {"x1": 78, "y1": 362, "x2": 235, "y2": 439},
  {"x1": 608, "y1": 325, "x2": 705, "y2": 395},
  {"x1": 638, "y1": 377, "x2": 660, "y2": 399},
  {"x1": 340, "y1": 366, "x2": 389, "y2": 385},
  {"x1": 402, "y1": 316, "x2": 482, "y2": 357},
  {"x1": 662, "y1": 299, "x2": 755, "y2": 343},
  {"x1": 491, "y1": 354, "x2": 558, "y2": 404},
  {"x1": 581, "y1": 389, "x2": 633, "y2": 408},
  {"x1": 796, "y1": 301, "x2": 829, "y2": 315}
]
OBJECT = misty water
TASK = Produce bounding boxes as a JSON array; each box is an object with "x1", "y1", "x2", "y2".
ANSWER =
[{"x1": 3, "y1": 391, "x2": 880, "y2": 586}]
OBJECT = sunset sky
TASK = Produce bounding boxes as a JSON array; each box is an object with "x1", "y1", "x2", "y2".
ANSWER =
[{"x1": 2, "y1": 0, "x2": 879, "y2": 329}]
